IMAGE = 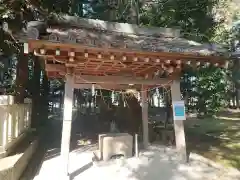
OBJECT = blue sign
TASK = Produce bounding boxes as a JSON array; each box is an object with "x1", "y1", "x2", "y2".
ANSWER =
[
  {"x1": 173, "y1": 101, "x2": 186, "y2": 120},
  {"x1": 174, "y1": 106, "x2": 185, "y2": 117}
]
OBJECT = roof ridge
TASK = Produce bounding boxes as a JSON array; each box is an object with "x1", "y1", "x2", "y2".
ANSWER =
[{"x1": 47, "y1": 15, "x2": 181, "y2": 38}]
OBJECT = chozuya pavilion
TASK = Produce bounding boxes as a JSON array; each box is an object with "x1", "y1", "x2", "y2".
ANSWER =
[{"x1": 15, "y1": 15, "x2": 228, "y2": 180}]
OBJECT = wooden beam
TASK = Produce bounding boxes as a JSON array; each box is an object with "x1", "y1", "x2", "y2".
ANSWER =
[
  {"x1": 28, "y1": 40, "x2": 226, "y2": 63},
  {"x1": 45, "y1": 64, "x2": 66, "y2": 72},
  {"x1": 74, "y1": 75, "x2": 176, "y2": 85},
  {"x1": 73, "y1": 83, "x2": 142, "y2": 90}
]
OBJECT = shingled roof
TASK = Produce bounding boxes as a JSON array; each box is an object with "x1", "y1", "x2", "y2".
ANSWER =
[{"x1": 16, "y1": 15, "x2": 228, "y2": 58}]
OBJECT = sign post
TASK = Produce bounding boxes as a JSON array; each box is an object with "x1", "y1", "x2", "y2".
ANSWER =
[{"x1": 172, "y1": 100, "x2": 186, "y2": 121}]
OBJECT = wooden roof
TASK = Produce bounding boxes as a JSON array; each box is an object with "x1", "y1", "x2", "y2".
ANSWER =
[
  {"x1": 19, "y1": 16, "x2": 228, "y2": 86},
  {"x1": 20, "y1": 16, "x2": 227, "y2": 56}
]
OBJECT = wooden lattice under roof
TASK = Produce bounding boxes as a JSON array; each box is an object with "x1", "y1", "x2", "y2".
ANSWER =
[
  {"x1": 28, "y1": 40, "x2": 226, "y2": 78},
  {"x1": 19, "y1": 16, "x2": 228, "y2": 86}
]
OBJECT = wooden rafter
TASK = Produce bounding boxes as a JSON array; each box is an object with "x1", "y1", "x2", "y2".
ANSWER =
[
  {"x1": 28, "y1": 40, "x2": 226, "y2": 63},
  {"x1": 26, "y1": 39, "x2": 228, "y2": 82}
]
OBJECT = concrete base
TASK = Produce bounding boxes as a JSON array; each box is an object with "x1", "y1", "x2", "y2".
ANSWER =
[{"x1": 99, "y1": 133, "x2": 133, "y2": 161}]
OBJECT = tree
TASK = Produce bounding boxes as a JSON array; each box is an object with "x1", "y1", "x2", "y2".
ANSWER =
[
  {"x1": 140, "y1": 0, "x2": 217, "y2": 42},
  {"x1": 230, "y1": 22, "x2": 240, "y2": 108},
  {"x1": 140, "y1": 0, "x2": 232, "y2": 115},
  {"x1": 0, "y1": 0, "x2": 238, "y2": 117}
]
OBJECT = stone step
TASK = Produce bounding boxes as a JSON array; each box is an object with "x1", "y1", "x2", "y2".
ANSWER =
[
  {"x1": 0, "y1": 129, "x2": 35, "y2": 160},
  {"x1": 0, "y1": 136, "x2": 38, "y2": 180}
]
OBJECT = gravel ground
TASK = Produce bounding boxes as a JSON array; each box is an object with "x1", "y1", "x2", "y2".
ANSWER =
[{"x1": 30, "y1": 144, "x2": 240, "y2": 180}]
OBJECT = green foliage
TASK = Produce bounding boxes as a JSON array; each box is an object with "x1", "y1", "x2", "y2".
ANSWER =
[
  {"x1": 0, "y1": 55, "x2": 17, "y2": 94},
  {"x1": 182, "y1": 66, "x2": 230, "y2": 116},
  {"x1": 195, "y1": 66, "x2": 229, "y2": 115},
  {"x1": 0, "y1": 0, "x2": 83, "y2": 95},
  {"x1": 140, "y1": 0, "x2": 232, "y2": 115},
  {"x1": 230, "y1": 22, "x2": 240, "y2": 87},
  {"x1": 140, "y1": 0, "x2": 217, "y2": 42}
]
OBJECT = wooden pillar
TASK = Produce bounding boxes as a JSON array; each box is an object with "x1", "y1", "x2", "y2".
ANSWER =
[
  {"x1": 170, "y1": 80, "x2": 187, "y2": 162},
  {"x1": 141, "y1": 85, "x2": 148, "y2": 148},
  {"x1": 60, "y1": 75, "x2": 74, "y2": 179}
]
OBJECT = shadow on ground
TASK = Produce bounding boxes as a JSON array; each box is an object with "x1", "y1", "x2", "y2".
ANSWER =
[
  {"x1": 68, "y1": 146, "x2": 233, "y2": 180},
  {"x1": 185, "y1": 110, "x2": 240, "y2": 169},
  {"x1": 19, "y1": 117, "x2": 98, "y2": 180}
]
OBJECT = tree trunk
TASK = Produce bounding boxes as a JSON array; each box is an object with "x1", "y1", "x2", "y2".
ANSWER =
[
  {"x1": 232, "y1": 58, "x2": 240, "y2": 109},
  {"x1": 119, "y1": 93, "x2": 124, "y2": 107},
  {"x1": 31, "y1": 57, "x2": 41, "y2": 129},
  {"x1": 124, "y1": 92, "x2": 142, "y2": 135},
  {"x1": 15, "y1": 53, "x2": 28, "y2": 103},
  {"x1": 236, "y1": 88, "x2": 240, "y2": 109},
  {"x1": 40, "y1": 71, "x2": 49, "y2": 126},
  {"x1": 165, "y1": 87, "x2": 172, "y2": 124},
  {"x1": 130, "y1": 0, "x2": 139, "y2": 24}
]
